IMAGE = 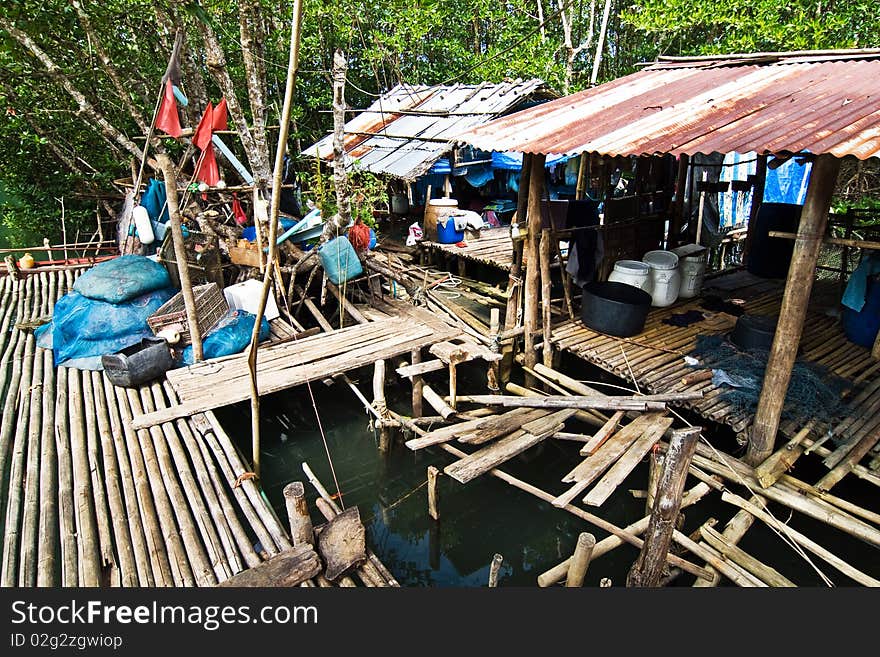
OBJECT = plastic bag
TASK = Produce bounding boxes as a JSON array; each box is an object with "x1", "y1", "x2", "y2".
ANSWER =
[
  {"x1": 38, "y1": 287, "x2": 176, "y2": 367},
  {"x1": 180, "y1": 309, "x2": 270, "y2": 365},
  {"x1": 405, "y1": 222, "x2": 423, "y2": 246},
  {"x1": 73, "y1": 255, "x2": 172, "y2": 304}
]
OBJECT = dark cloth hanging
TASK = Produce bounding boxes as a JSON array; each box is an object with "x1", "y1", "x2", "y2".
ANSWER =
[{"x1": 567, "y1": 199, "x2": 601, "y2": 283}]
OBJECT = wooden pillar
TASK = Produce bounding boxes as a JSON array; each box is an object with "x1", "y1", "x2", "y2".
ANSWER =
[
  {"x1": 523, "y1": 154, "x2": 547, "y2": 388},
  {"x1": 411, "y1": 347, "x2": 423, "y2": 417},
  {"x1": 540, "y1": 229, "x2": 553, "y2": 368},
  {"x1": 565, "y1": 532, "x2": 596, "y2": 587},
  {"x1": 488, "y1": 308, "x2": 501, "y2": 392},
  {"x1": 158, "y1": 153, "x2": 203, "y2": 362},
  {"x1": 488, "y1": 553, "x2": 503, "y2": 587},
  {"x1": 575, "y1": 153, "x2": 588, "y2": 200},
  {"x1": 373, "y1": 360, "x2": 392, "y2": 453},
  {"x1": 746, "y1": 154, "x2": 841, "y2": 465},
  {"x1": 283, "y1": 482, "x2": 314, "y2": 547},
  {"x1": 427, "y1": 465, "x2": 439, "y2": 521},
  {"x1": 627, "y1": 427, "x2": 701, "y2": 587}
]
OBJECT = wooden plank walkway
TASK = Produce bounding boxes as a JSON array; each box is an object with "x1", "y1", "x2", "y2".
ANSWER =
[
  {"x1": 420, "y1": 227, "x2": 513, "y2": 271},
  {"x1": 132, "y1": 307, "x2": 458, "y2": 428},
  {"x1": 0, "y1": 270, "x2": 295, "y2": 586},
  {"x1": 551, "y1": 269, "x2": 880, "y2": 454}
]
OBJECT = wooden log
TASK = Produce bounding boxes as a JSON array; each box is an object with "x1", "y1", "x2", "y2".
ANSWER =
[
  {"x1": 537, "y1": 482, "x2": 711, "y2": 587},
  {"x1": 410, "y1": 348, "x2": 424, "y2": 418},
  {"x1": 699, "y1": 524, "x2": 796, "y2": 587},
  {"x1": 427, "y1": 466, "x2": 440, "y2": 521},
  {"x1": 748, "y1": 154, "x2": 841, "y2": 464},
  {"x1": 692, "y1": 501, "x2": 756, "y2": 588},
  {"x1": 458, "y1": 394, "x2": 669, "y2": 412},
  {"x1": 488, "y1": 553, "x2": 504, "y2": 587},
  {"x1": 506, "y1": 380, "x2": 606, "y2": 428},
  {"x1": 488, "y1": 308, "x2": 501, "y2": 391},
  {"x1": 316, "y1": 505, "x2": 367, "y2": 581},
  {"x1": 284, "y1": 482, "x2": 314, "y2": 547},
  {"x1": 565, "y1": 532, "x2": 596, "y2": 587},
  {"x1": 754, "y1": 423, "x2": 812, "y2": 488},
  {"x1": 218, "y1": 544, "x2": 321, "y2": 587},
  {"x1": 627, "y1": 427, "x2": 701, "y2": 587},
  {"x1": 373, "y1": 360, "x2": 392, "y2": 453},
  {"x1": 421, "y1": 382, "x2": 457, "y2": 419},
  {"x1": 523, "y1": 154, "x2": 546, "y2": 387},
  {"x1": 673, "y1": 529, "x2": 766, "y2": 587}
]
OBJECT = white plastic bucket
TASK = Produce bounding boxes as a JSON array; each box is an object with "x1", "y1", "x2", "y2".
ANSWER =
[
  {"x1": 672, "y1": 244, "x2": 708, "y2": 299},
  {"x1": 607, "y1": 259, "x2": 653, "y2": 294},
  {"x1": 642, "y1": 250, "x2": 681, "y2": 307}
]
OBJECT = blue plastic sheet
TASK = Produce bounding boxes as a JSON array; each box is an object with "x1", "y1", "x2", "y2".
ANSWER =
[
  {"x1": 73, "y1": 254, "x2": 172, "y2": 304},
  {"x1": 181, "y1": 309, "x2": 270, "y2": 365},
  {"x1": 141, "y1": 178, "x2": 169, "y2": 224},
  {"x1": 36, "y1": 287, "x2": 176, "y2": 368}
]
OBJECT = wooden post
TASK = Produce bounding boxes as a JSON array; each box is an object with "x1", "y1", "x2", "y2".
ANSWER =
[
  {"x1": 411, "y1": 347, "x2": 424, "y2": 417},
  {"x1": 523, "y1": 154, "x2": 546, "y2": 388},
  {"x1": 157, "y1": 153, "x2": 203, "y2": 363},
  {"x1": 488, "y1": 553, "x2": 503, "y2": 587},
  {"x1": 488, "y1": 308, "x2": 501, "y2": 391},
  {"x1": 539, "y1": 228, "x2": 553, "y2": 368},
  {"x1": 448, "y1": 361, "x2": 457, "y2": 411},
  {"x1": 373, "y1": 360, "x2": 392, "y2": 453},
  {"x1": 501, "y1": 154, "x2": 532, "y2": 384},
  {"x1": 747, "y1": 154, "x2": 841, "y2": 465},
  {"x1": 695, "y1": 171, "x2": 708, "y2": 246},
  {"x1": 575, "y1": 154, "x2": 588, "y2": 200},
  {"x1": 627, "y1": 427, "x2": 701, "y2": 587},
  {"x1": 283, "y1": 482, "x2": 314, "y2": 547},
  {"x1": 646, "y1": 447, "x2": 663, "y2": 515},
  {"x1": 565, "y1": 532, "x2": 596, "y2": 587},
  {"x1": 427, "y1": 465, "x2": 439, "y2": 521}
]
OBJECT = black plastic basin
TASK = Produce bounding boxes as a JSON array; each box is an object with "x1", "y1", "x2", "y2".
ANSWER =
[{"x1": 581, "y1": 281, "x2": 652, "y2": 337}]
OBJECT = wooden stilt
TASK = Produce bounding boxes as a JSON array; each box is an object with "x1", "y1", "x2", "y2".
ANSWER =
[
  {"x1": 523, "y1": 154, "x2": 546, "y2": 388},
  {"x1": 427, "y1": 466, "x2": 440, "y2": 521},
  {"x1": 283, "y1": 482, "x2": 314, "y2": 547},
  {"x1": 565, "y1": 532, "x2": 596, "y2": 587},
  {"x1": 748, "y1": 154, "x2": 841, "y2": 465},
  {"x1": 411, "y1": 348, "x2": 423, "y2": 417},
  {"x1": 627, "y1": 427, "x2": 701, "y2": 587},
  {"x1": 540, "y1": 229, "x2": 553, "y2": 368},
  {"x1": 373, "y1": 360, "x2": 392, "y2": 453},
  {"x1": 488, "y1": 553, "x2": 503, "y2": 587}
]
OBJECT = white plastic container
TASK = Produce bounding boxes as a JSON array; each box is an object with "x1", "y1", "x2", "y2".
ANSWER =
[
  {"x1": 642, "y1": 250, "x2": 681, "y2": 307},
  {"x1": 133, "y1": 205, "x2": 155, "y2": 245},
  {"x1": 672, "y1": 244, "x2": 708, "y2": 299},
  {"x1": 223, "y1": 279, "x2": 279, "y2": 321},
  {"x1": 607, "y1": 260, "x2": 653, "y2": 294}
]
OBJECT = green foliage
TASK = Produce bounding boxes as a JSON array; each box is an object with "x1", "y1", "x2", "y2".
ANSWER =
[{"x1": 302, "y1": 157, "x2": 386, "y2": 230}]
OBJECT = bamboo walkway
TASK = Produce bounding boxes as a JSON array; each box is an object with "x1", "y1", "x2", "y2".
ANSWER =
[
  {"x1": 551, "y1": 269, "x2": 880, "y2": 463},
  {"x1": 420, "y1": 227, "x2": 514, "y2": 271},
  {"x1": 0, "y1": 269, "x2": 318, "y2": 586}
]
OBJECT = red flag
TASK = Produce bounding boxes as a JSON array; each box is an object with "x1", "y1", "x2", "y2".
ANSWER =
[
  {"x1": 232, "y1": 193, "x2": 248, "y2": 226},
  {"x1": 193, "y1": 102, "x2": 214, "y2": 151},
  {"x1": 197, "y1": 144, "x2": 220, "y2": 186},
  {"x1": 212, "y1": 98, "x2": 228, "y2": 132},
  {"x1": 155, "y1": 79, "x2": 182, "y2": 138}
]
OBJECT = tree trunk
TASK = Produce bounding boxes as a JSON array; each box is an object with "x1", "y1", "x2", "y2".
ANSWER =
[{"x1": 322, "y1": 49, "x2": 352, "y2": 243}]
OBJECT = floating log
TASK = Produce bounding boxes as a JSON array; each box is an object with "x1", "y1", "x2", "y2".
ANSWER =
[
  {"x1": 565, "y1": 532, "x2": 596, "y2": 587},
  {"x1": 218, "y1": 544, "x2": 321, "y2": 587},
  {"x1": 284, "y1": 482, "x2": 314, "y2": 547},
  {"x1": 627, "y1": 427, "x2": 701, "y2": 587},
  {"x1": 488, "y1": 553, "x2": 504, "y2": 588}
]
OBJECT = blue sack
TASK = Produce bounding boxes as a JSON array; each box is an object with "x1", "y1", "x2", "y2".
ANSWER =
[
  {"x1": 73, "y1": 255, "x2": 172, "y2": 304},
  {"x1": 41, "y1": 287, "x2": 176, "y2": 367},
  {"x1": 181, "y1": 309, "x2": 270, "y2": 365}
]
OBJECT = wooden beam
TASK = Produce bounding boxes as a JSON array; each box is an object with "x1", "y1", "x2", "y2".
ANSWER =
[
  {"x1": 217, "y1": 544, "x2": 320, "y2": 587},
  {"x1": 747, "y1": 154, "x2": 841, "y2": 465}
]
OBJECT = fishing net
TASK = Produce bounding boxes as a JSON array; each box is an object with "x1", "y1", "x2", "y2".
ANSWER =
[{"x1": 691, "y1": 334, "x2": 851, "y2": 429}]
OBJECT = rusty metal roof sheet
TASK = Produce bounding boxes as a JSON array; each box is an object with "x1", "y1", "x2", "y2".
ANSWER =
[
  {"x1": 302, "y1": 79, "x2": 555, "y2": 180},
  {"x1": 452, "y1": 51, "x2": 880, "y2": 161}
]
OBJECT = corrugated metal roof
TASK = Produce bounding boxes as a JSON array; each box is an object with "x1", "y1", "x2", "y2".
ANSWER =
[
  {"x1": 452, "y1": 51, "x2": 880, "y2": 161},
  {"x1": 302, "y1": 79, "x2": 555, "y2": 180}
]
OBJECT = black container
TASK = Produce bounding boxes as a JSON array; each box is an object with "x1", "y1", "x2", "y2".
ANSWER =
[
  {"x1": 102, "y1": 337, "x2": 174, "y2": 388},
  {"x1": 746, "y1": 202, "x2": 801, "y2": 278},
  {"x1": 731, "y1": 314, "x2": 778, "y2": 351},
  {"x1": 580, "y1": 281, "x2": 652, "y2": 337}
]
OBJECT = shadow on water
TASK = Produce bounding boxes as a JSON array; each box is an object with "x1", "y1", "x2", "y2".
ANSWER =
[{"x1": 215, "y1": 361, "x2": 880, "y2": 588}]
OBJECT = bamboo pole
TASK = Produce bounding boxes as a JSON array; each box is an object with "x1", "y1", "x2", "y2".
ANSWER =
[
  {"x1": 627, "y1": 427, "x2": 701, "y2": 587},
  {"x1": 523, "y1": 154, "x2": 546, "y2": 388},
  {"x1": 699, "y1": 524, "x2": 795, "y2": 587},
  {"x1": 373, "y1": 360, "x2": 392, "y2": 453},
  {"x1": 748, "y1": 154, "x2": 841, "y2": 464},
  {"x1": 488, "y1": 553, "x2": 504, "y2": 587},
  {"x1": 157, "y1": 153, "x2": 203, "y2": 363},
  {"x1": 692, "y1": 500, "x2": 756, "y2": 588},
  {"x1": 246, "y1": 0, "x2": 304, "y2": 480},
  {"x1": 18, "y1": 331, "x2": 42, "y2": 586},
  {"x1": 565, "y1": 532, "x2": 596, "y2": 587},
  {"x1": 540, "y1": 229, "x2": 553, "y2": 368},
  {"x1": 284, "y1": 482, "x2": 314, "y2": 547},
  {"x1": 54, "y1": 368, "x2": 78, "y2": 586},
  {"x1": 411, "y1": 347, "x2": 424, "y2": 417},
  {"x1": 36, "y1": 349, "x2": 57, "y2": 586},
  {"x1": 427, "y1": 466, "x2": 440, "y2": 521}
]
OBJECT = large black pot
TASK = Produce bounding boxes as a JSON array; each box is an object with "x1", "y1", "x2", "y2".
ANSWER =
[
  {"x1": 731, "y1": 314, "x2": 778, "y2": 351},
  {"x1": 581, "y1": 281, "x2": 652, "y2": 337}
]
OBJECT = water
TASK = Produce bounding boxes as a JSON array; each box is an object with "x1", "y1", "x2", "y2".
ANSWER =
[{"x1": 215, "y1": 359, "x2": 880, "y2": 587}]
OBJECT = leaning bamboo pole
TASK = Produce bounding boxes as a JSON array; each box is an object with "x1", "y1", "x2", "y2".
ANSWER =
[
  {"x1": 146, "y1": 382, "x2": 230, "y2": 582},
  {"x1": 99, "y1": 373, "x2": 154, "y2": 586},
  {"x1": 90, "y1": 372, "x2": 139, "y2": 587}
]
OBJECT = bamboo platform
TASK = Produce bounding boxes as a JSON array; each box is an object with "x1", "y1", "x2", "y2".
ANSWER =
[
  {"x1": 420, "y1": 227, "x2": 513, "y2": 271},
  {"x1": 550, "y1": 269, "x2": 880, "y2": 457},
  {"x1": 0, "y1": 269, "x2": 397, "y2": 587}
]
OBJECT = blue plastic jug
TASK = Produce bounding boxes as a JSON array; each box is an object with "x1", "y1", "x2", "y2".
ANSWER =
[{"x1": 318, "y1": 236, "x2": 363, "y2": 285}]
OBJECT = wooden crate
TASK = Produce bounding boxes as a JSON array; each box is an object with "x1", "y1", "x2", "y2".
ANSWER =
[
  {"x1": 228, "y1": 239, "x2": 262, "y2": 268},
  {"x1": 147, "y1": 282, "x2": 228, "y2": 345}
]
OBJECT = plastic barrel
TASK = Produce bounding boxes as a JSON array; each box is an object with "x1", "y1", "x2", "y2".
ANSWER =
[{"x1": 747, "y1": 202, "x2": 801, "y2": 278}]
